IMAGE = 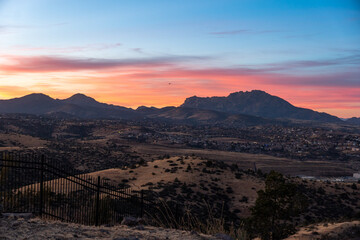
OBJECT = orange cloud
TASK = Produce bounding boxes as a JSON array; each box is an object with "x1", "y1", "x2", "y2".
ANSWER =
[{"x1": 0, "y1": 55, "x2": 359, "y2": 118}]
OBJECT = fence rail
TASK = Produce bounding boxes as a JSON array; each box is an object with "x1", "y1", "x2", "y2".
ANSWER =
[{"x1": 0, "y1": 152, "x2": 153, "y2": 226}]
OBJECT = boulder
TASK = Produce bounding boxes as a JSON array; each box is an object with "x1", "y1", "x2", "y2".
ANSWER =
[
  {"x1": 214, "y1": 233, "x2": 234, "y2": 240},
  {"x1": 121, "y1": 216, "x2": 138, "y2": 226}
]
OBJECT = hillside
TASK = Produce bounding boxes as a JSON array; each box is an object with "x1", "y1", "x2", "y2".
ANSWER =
[
  {"x1": 181, "y1": 90, "x2": 342, "y2": 123},
  {"x1": 88, "y1": 156, "x2": 263, "y2": 218},
  {"x1": 141, "y1": 106, "x2": 276, "y2": 126},
  {"x1": 86, "y1": 155, "x2": 360, "y2": 224}
]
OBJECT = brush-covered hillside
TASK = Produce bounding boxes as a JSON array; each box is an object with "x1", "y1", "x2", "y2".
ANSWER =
[{"x1": 87, "y1": 156, "x2": 360, "y2": 227}]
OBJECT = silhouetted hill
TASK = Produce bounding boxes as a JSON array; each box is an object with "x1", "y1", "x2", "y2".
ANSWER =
[
  {"x1": 0, "y1": 93, "x2": 137, "y2": 119},
  {"x1": 63, "y1": 93, "x2": 131, "y2": 111},
  {"x1": 346, "y1": 117, "x2": 360, "y2": 125},
  {"x1": 181, "y1": 90, "x2": 342, "y2": 123},
  {"x1": 0, "y1": 93, "x2": 59, "y2": 114},
  {"x1": 63, "y1": 93, "x2": 100, "y2": 107}
]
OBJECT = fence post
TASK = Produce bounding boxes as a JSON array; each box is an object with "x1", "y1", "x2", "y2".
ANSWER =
[
  {"x1": 95, "y1": 176, "x2": 100, "y2": 226},
  {"x1": 39, "y1": 155, "x2": 45, "y2": 217},
  {"x1": 175, "y1": 203, "x2": 179, "y2": 223},
  {"x1": 140, "y1": 190, "x2": 144, "y2": 218}
]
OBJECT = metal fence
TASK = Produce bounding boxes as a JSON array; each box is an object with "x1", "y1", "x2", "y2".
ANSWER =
[{"x1": 0, "y1": 152, "x2": 153, "y2": 226}]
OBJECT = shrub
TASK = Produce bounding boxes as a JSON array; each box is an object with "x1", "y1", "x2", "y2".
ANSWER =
[{"x1": 248, "y1": 171, "x2": 308, "y2": 240}]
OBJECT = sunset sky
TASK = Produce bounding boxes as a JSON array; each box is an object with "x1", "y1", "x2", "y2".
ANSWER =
[{"x1": 0, "y1": 0, "x2": 359, "y2": 118}]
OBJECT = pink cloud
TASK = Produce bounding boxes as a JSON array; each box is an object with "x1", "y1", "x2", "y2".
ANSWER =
[{"x1": 0, "y1": 54, "x2": 359, "y2": 118}]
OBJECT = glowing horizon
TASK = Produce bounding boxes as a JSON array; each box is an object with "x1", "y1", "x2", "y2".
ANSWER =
[{"x1": 0, "y1": 0, "x2": 359, "y2": 118}]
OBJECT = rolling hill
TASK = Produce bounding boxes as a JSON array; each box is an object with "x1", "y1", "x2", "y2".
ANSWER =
[{"x1": 0, "y1": 93, "x2": 137, "y2": 119}]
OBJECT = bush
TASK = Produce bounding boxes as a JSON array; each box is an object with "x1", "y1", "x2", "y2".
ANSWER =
[{"x1": 248, "y1": 171, "x2": 308, "y2": 240}]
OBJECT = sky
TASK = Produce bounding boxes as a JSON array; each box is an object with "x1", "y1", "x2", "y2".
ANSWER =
[{"x1": 0, "y1": 0, "x2": 359, "y2": 118}]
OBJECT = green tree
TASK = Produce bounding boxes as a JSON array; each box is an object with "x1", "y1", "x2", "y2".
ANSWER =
[{"x1": 249, "y1": 171, "x2": 308, "y2": 240}]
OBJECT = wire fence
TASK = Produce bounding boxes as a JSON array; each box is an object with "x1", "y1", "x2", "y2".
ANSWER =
[{"x1": 0, "y1": 152, "x2": 154, "y2": 226}]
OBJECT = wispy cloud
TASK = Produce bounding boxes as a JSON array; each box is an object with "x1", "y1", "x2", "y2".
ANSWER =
[
  {"x1": 283, "y1": 33, "x2": 317, "y2": 39},
  {"x1": 0, "y1": 22, "x2": 67, "y2": 30},
  {"x1": 0, "y1": 22, "x2": 67, "y2": 35},
  {"x1": 0, "y1": 55, "x2": 212, "y2": 73},
  {"x1": 209, "y1": 29, "x2": 282, "y2": 35},
  {"x1": 4, "y1": 53, "x2": 358, "y2": 74},
  {"x1": 131, "y1": 48, "x2": 144, "y2": 54},
  {"x1": 10, "y1": 43, "x2": 122, "y2": 53}
]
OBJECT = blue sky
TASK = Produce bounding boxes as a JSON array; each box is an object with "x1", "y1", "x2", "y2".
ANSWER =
[{"x1": 0, "y1": 0, "x2": 359, "y2": 117}]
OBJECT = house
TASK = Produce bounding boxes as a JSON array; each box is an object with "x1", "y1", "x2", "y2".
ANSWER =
[{"x1": 353, "y1": 173, "x2": 360, "y2": 179}]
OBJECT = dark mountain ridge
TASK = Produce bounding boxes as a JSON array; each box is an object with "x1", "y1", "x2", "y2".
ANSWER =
[
  {"x1": 0, "y1": 93, "x2": 136, "y2": 119},
  {"x1": 0, "y1": 91, "x2": 352, "y2": 125},
  {"x1": 346, "y1": 117, "x2": 360, "y2": 125},
  {"x1": 181, "y1": 90, "x2": 342, "y2": 123}
]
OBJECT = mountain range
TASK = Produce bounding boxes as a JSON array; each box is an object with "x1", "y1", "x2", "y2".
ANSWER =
[{"x1": 0, "y1": 90, "x2": 356, "y2": 125}]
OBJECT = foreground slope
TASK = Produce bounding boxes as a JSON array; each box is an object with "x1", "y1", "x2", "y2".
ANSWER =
[{"x1": 0, "y1": 217, "x2": 218, "y2": 240}]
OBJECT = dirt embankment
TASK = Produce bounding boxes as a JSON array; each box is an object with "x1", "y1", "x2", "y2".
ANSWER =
[
  {"x1": 0, "y1": 216, "x2": 222, "y2": 240},
  {"x1": 286, "y1": 221, "x2": 360, "y2": 240}
]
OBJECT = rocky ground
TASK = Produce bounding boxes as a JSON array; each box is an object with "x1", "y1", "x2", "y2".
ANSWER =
[
  {"x1": 285, "y1": 221, "x2": 360, "y2": 240},
  {"x1": 0, "y1": 215, "x2": 225, "y2": 240}
]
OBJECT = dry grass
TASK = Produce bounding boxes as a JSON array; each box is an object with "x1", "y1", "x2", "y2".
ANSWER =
[
  {"x1": 285, "y1": 221, "x2": 360, "y2": 240},
  {"x1": 0, "y1": 133, "x2": 47, "y2": 150},
  {"x1": 146, "y1": 199, "x2": 249, "y2": 240}
]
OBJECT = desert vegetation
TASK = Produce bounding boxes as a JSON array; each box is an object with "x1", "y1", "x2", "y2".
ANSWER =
[{"x1": 1, "y1": 115, "x2": 360, "y2": 239}]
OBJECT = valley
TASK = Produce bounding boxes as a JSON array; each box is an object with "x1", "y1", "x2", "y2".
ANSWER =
[{"x1": 1, "y1": 91, "x2": 360, "y2": 239}]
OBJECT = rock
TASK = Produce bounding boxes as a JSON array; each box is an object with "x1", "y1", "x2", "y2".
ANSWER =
[
  {"x1": 214, "y1": 233, "x2": 234, "y2": 240},
  {"x1": 2, "y1": 213, "x2": 34, "y2": 220},
  {"x1": 112, "y1": 237, "x2": 139, "y2": 240},
  {"x1": 121, "y1": 217, "x2": 138, "y2": 226},
  {"x1": 134, "y1": 225, "x2": 145, "y2": 230},
  {"x1": 100, "y1": 228, "x2": 110, "y2": 234},
  {"x1": 11, "y1": 221, "x2": 21, "y2": 228},
  {"x1": 146, "y1": 237, "x2": 159, "y2": 240},
  {"x1": 136, "y1": 217, "x2": 145, "y2": 225}
]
